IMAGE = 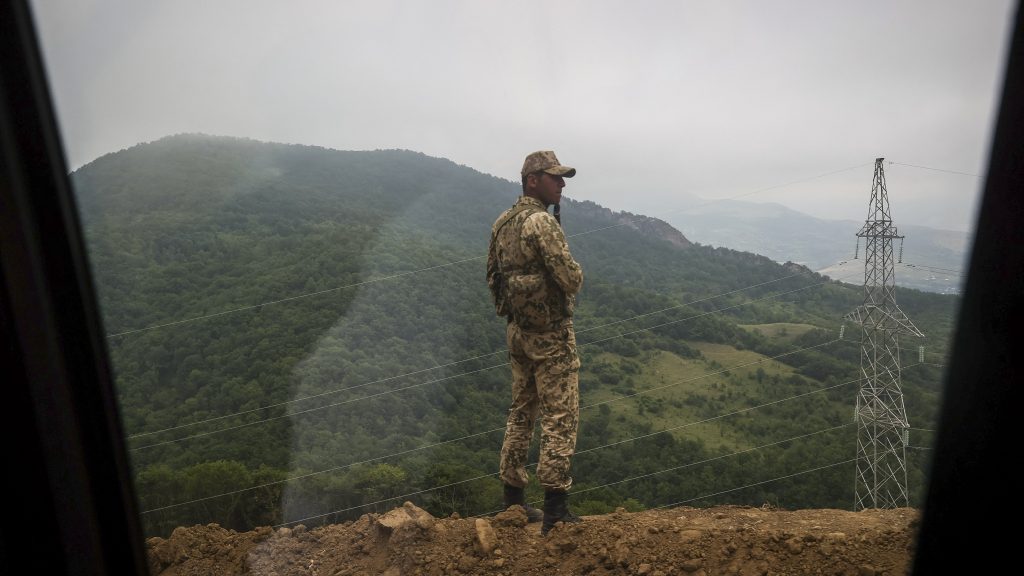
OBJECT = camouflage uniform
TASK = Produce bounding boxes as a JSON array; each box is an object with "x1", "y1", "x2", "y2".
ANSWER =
[{"x1": 487, "y1": 195, "x2": 583, "y2": 492}]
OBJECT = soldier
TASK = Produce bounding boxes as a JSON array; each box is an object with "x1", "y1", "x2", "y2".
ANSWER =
[{"x1": 486, "y1": 150, "x2": 584, "y2": 536}]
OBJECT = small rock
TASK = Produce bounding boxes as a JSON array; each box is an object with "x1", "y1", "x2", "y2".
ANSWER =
[
  {"x1": 637, "y1": 563, "x2": 653, "y2": 574},
  {"x1": 376, "y1": 502, "x2": 436, "y2": 536},
  {"x1": 475, "y1": 518, "x2": 498, "y2": 555},
  {"x1": 457, "y1": 554, "x2": 478, "y2": 571},
  {"x1": 679, "y1": 529, "x2": 703, "y2": 543},
  {"x1": 493, "y1": 506, "x2": 528, "y2": 527},
  {"x1": 682, "y1": 558, "x2": 703, "y2": 572},
  {"x1": 611, "y1": 541, "x2": 631, "y2": 566}
]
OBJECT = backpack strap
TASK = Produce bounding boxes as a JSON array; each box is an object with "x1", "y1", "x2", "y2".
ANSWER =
[
  {"x1": 488, "y1": 203, "x2": 544, "y2": 318},
  {"x1": 492, "y1": 202, "x2": 543, "y2": 240}
]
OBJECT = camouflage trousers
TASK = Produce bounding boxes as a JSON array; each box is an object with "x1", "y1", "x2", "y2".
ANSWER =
[{"x1": 499, "y1": 320, "x2": 580, "y2": 492}]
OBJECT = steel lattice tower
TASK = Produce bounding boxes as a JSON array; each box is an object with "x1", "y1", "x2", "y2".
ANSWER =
[{"x1": 844, "y1": 158, "x2": 923, "y2": 510}]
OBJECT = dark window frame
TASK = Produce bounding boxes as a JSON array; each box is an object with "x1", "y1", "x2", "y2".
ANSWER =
[
  {"x1": 0, "y1": 1, "x2": 148, "y2": 574},
  {"x1": 0, "y1": 1, "x2": 1019, "y2": 573}
]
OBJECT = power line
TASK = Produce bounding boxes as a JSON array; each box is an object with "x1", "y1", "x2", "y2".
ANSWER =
[
  {"x1": 655, "y1": 458, "x2": 856, "y2": 510},
  {"x1": 888, "y1": 161, "x2": 982, "y2": 178},
  {"x1": 579, "y1": 275, "x2": 860, "y2": 350},
  {"x1": 278, "y1": 424, "x2": 860, "y2": 527},
  {"x1": 578, "y1": 339, "x2": 849, "y2": 419},
  {"x1": 474, "y1": 423, "x2": 854, "y2": 518},
  {"x1": 136, "y1": 267, "x2": 855, "y2": 442},
  {"x1": 106, "y1": 253, "x2": 485, "y2": 337},
  {"x1": 243, "y1": 353, "x2": 930, "y2": 528},
  {"x1": 106, "y1": 158, "x2": 975, "y2": 340},
  {"x1": 106, "y1": 164, "x2": 873, "y2": 338},
  {"x1": 273, "y1": 469, "x2": 498, "y2": 529},
  {"x1": 897, "y1": 262, "x2": 965, "y2": 277},
  {"x1": 896, "y1": 346, "x2": 949, "y2": 358},
  {"x1": 129, "y1": 273, "x2": 857, "y2": 450},
  {"x1": 130, "y1": 360, "x2": 509, "y2": 451},
  {"x1": 141, "y1": 340, "x2": 861, "y2": 514},
  {"x1": 576, "y1": 425, "x2": 851, "y2": 508},
  {"x1": 129, "y1": 265, "x2": 831, "y2": 441},
  {"x1": 575, "y1": 268, "x2": 815, "y2": 335},
  {"x1": 576, "y1": 363, "x2": 859, "y2": 463},
  {"x1": 127, "y1": 347, "x2": 507, "y2": 440},
  {"x1": 141, "y1": 425, "x2": 506, "y2": 515}
]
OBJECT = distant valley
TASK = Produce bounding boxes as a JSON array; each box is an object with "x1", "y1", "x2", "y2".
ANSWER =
[{"x1": 658, "y1": 197, "x2": 971, "y2": 295}]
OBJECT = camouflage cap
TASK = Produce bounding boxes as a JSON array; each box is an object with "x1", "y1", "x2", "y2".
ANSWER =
[{"x1": 521, "y1": 150, "x2": 576, "y2": 178}]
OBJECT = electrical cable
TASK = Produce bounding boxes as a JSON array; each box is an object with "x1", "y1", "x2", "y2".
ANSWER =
[
  {"x1": 130, "y1": 273, "x2": 859, "y2": 449},
  {"x1": 128, "y1": 265, "x2": 831, "y2": 440},
  {"x1": 175, "y1": 359, "x2": 922, "y2": 524},
  {"x1": 897, "y1": 261, "x2": 964, "y2": 275},
  {"x1": 106, "y1": 253, "x2": 485, "y2": 337},
  {"x1": 654, "y1": 458, "x2": 856, "y2": 511},
  {"x1": 107, "y1": 163, "x2": 876, "y2": 338},
  {"x1": 472, "y1": 423, "x2": 854, "y2": 518},
  {"x1": 140, "y1": 339, "x2": 859, "y2": 514},
  {"x1": 888, "y1": 162, "x2": 982, "y2": 178}
]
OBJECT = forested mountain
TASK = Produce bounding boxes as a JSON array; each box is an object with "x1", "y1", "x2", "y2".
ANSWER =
[{"x1": 71, "y1": 134, "x2": 959, "y2": 538}]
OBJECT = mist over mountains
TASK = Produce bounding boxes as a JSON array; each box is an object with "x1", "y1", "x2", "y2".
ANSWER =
[{"x1": 659, "y1": 198, "x2": 970, "y2": 295}]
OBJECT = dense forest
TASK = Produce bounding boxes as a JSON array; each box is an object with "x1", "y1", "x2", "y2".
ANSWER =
[{"x1": 71, "y1": 134, "x2": 959, "y2": 538}]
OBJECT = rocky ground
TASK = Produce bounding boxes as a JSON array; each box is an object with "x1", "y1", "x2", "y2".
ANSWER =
[{"x1": 146, "y1": 502, "x2": 920, "y2": 575}]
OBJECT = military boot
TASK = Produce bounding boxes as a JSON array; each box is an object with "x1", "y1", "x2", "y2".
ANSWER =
[
  {"x1": 503, "y1": 484, "x2": 543, "y2": 523},
  {"x1": 541, "y1": 490, "x2": 582, "y2": 536}
]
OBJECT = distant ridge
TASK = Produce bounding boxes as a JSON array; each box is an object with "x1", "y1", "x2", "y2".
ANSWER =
[{"x1": 662, "y1": 197, "x2": 969, "y2": 294}]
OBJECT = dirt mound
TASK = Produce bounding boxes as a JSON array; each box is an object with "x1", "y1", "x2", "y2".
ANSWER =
[{"x1": 146, "y1": 503, "x2": 919, "y2": 575}]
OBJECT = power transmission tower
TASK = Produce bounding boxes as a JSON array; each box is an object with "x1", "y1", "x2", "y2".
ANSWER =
[{"x1": 844, "y1": 158, "x2": 923, "y2": 510}]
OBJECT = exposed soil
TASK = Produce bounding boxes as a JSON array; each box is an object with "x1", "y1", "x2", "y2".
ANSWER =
[{"x1": 146, "y1": 503, "x2": 920, "y2": 575}]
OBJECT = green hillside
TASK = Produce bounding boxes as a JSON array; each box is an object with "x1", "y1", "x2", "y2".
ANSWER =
[{"x1": 71, "y1": 134, "x2": 958, "y2": 537}]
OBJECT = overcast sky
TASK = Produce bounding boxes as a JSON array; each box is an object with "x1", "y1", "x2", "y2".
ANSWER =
[{"x1": 30, "y1": 0, "x2": 1016, "y2": 232}]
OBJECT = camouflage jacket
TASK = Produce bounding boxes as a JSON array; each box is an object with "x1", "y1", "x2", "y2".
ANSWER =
[{"x1": 486, "y1": 196, "x2": 583, "y2": 332}]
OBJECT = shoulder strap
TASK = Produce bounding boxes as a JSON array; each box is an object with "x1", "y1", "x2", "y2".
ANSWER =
[
  {"x1": 492, "y1": 202, "x2": 544, "y2": 240},
  {"x1": 488, "y1": 203, "x2": 543, "y2": 318}
]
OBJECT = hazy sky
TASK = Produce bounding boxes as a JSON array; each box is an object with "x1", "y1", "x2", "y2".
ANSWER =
[{"x1": 30, "y1": 0, "x2": 1016, "y2": 232}]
